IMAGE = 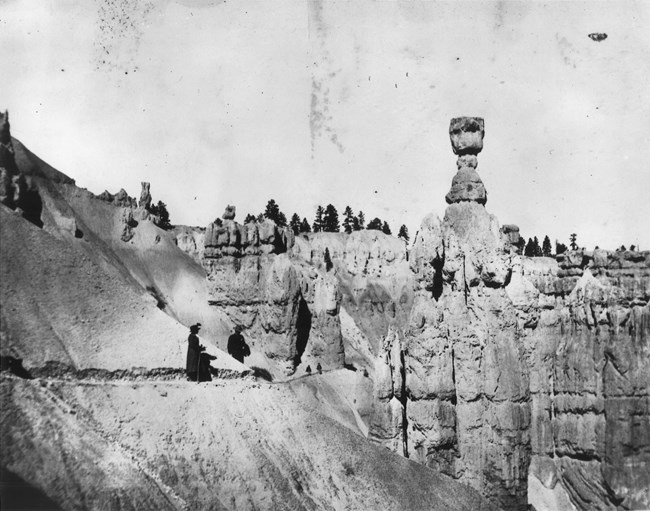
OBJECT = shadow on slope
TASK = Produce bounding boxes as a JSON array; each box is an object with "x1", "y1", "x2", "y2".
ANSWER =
[
  {"x1": 1, "y1": 467, "x2": 63, "y2": 511},
  {"x1": 1, "y1": 375, "x2": 496, "y2": 511}
]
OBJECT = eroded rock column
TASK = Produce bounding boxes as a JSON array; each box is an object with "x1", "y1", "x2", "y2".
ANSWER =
[{"x1": 403, "y1": 118, "x2": 531, "y2": 510}]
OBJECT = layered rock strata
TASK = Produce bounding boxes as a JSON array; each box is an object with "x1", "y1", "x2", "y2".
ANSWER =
[
  {"x1": 201, "y1": 210, "x2": 345, "y2": 376},
  {"x1": 293, "y1": 230, "x2": 413, "y2": 362},
  {"x1": 372, "y1": 117, "x2": 531, "y2": 510},
  {"x1": 369, "y1": 117, "x2": 649, "y2": 511},
  {"x1": 518, "y1": 250, "x2": 650, "y2": 511}
]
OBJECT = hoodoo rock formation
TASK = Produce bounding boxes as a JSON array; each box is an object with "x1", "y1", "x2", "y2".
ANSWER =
[
  {"x1": 378, "y1": 117, "x2": 531, "y2": 510},
  {"x1": 367, "y1": 117, "x2": 649, "y2": 511},
  {"x1": 1, "y1": 110, "x2": 648, "y2": 511},
  {"x1": 445, "y1": 117, "x2": 487, "y2": 205}
]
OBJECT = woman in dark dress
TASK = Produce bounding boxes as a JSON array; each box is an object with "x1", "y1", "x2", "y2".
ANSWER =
[{"x1": 186, "y1": 323, "x2": 204, "y2": 382}]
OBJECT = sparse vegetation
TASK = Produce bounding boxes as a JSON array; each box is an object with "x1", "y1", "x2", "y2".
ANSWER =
[
  {"x1": 148, "y1": 201, "x2": 172, "y2": 230},
  {"x1": 322, "y1": 204, "x2": 340, "y2": 232},
  {"x1": 542, "y1": 235, "x2": 552, "y2": 257},
  {"x1": 289, "y1": 213, "x2": 301, "y2": 235},
  {"x1": 263, "y1": 199, "x2": 287, "y2": 227},
  {"x1": 367, "y1": 218, "x2": 382, "y2": 230},
  {"x1": 398, "y1": 225, "x2": 409, "y2": 243}
]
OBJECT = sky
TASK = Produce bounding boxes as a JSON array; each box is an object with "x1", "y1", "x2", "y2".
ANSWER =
[{"x1": 2, "y1": 0, "x2": 649, "y2": 250}]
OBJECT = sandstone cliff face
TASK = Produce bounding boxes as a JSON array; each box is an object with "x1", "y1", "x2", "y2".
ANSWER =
[
  {"x1": 369, "y1": 221, "x2": 649, "y2": 511},
  {"x1": 368, "y1": 117, "x2": 649, "y2": 511},
  {"x1": 518, "y1": 250, "x2": 650, "y2": 511},
  {"x1": 202, "y1": 218, "x2": 300, "y2": 375},
  {"x1": 393, "y1": 201, "x2": 531, "y2": 511},
  {"x1": 200, "y1": 217, "x2": 347, "y2": 377},
  {"x1": 293, "y1": 230, "x2": 413, "y2": 365},
  {"x1": 369, "y1": 119, "x2": 532, "y2": 511},
  {"x1": 197, "y1": 221, "x2": 411, "y2": 378}
]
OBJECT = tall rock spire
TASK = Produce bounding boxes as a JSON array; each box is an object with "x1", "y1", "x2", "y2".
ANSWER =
[{"x1": 445, "y1": 117, "x2": 487, "y2": 205}]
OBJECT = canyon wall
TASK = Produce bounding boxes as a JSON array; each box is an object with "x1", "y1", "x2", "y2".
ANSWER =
[
  {"x1": 367, "y1": 117, "x2": 649, "y2": 511},
  {"x1": 520, "y1": 250, "x2": 650, "y2": 510}
]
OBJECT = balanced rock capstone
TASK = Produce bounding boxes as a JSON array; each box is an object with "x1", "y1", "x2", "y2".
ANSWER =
[{"x1": 446, "y1": 118, "x2": 488, "y2": 205}]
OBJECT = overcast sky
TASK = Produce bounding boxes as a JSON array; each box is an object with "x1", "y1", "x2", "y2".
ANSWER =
[{"x1": 2, "y1": 0, "x2": 649, "y2": 250}]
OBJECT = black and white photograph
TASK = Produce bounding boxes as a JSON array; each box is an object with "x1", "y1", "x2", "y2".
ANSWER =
[{"x1": 1, "y1": 1, "x2": 649, "y2": 510}]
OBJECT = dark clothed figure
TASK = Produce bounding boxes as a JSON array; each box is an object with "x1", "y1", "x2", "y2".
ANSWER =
[
  {"x1": 198, "y1": 352, "x2": 217, "y2": 382},
  {"x1": 186, "y1": 324, "x2": 204, "y2": 381},
  {"x1": 227, "y1": 330, "x2": 250, "y2": 363}
]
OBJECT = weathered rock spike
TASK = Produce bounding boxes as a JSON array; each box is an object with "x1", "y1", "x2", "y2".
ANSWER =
[{"x1": 446, "y1": 117, "x2": 487, "y2": 205}]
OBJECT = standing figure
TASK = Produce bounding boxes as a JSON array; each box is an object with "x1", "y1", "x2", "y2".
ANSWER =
[
  {"x1": 186, "y1": 323, "x2": 204, "y2": 382},
  {"x1": 227, "y1": 326, "x2": 250, "y2": 364}
]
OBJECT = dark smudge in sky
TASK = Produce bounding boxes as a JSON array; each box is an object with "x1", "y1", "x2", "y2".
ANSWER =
[
  {"x1": 93, "y1": 0, "x2": 155, "y2": 74},
  {"x1": 307, "y1": 0, "x2": 344, "y2": 157}
]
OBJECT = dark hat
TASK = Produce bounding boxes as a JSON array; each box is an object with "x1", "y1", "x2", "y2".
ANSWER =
[{"x1": 190, "y1": 323, "x2": 201, "y2": 332}]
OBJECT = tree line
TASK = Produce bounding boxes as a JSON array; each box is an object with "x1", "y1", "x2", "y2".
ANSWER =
[
  {"x1": 523, "y1": 233, "x2": 640, "y2": 257},
  {"x1": 244, "y1": 200, "x2": 410, "y2": 243}
]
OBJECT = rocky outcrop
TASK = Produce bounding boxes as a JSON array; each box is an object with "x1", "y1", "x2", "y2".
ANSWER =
[
  {"x1": 173, "y1": 225, "x2": 205, "y2": 263},
  {"x1": 370, "y1": 118, "x2": 531, "y2": 511},
  {"x1": 97, "y1": 188, "x2": 137, "y2": 208},
  {"x1": 403, "y1": 203, "x2": 530, "y2": 511},
  {"x1": 369, "y1": 327, "x2": 408, "y2": 455},
  {"x1": 446, "y1": 117, "x2": 488, "y2": 205},
  {"x1": 294, "y1": 268, "x2": 345, "y2": 371},
  {"x1": 501, "y1": 224, "x2": 523, "y2": 254},
  {"x1": 367, "y1": 116, "x2": 649, "y2": 511},
  {"x1": 138, "y1": 181, "x2": 151, "y2": 209},
  {"x1": 119, "y1": 208, "x2": 138, "y2": 242},
  {"x1": 518, "y1": 249, "x2": 650, "y2": 511},
  {"x1": 0, "y1": 110, "x2": 20, "y2": 208},
  {"x1": 0, "y1": 111, "x2": 43, "y2": 227},
  {"x1": 202, "y1": 217, "x2": 310, "y2": 376},
  {"x1": 445, "y1": 155, "x2": 487, "y2": 205},
  {"x1": 222, "y1": 204, "x2": 236, "y2": 220},
  {"x1": 293, "y1": 231, "x2": 413, "y2": 362}
]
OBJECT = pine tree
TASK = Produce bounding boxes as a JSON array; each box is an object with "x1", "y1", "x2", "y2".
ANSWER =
[
  {"x1": 533, "y1": 236, "x2": 542, "y2": 257},
  {"x1": 352, "y1": 216, "x2": 361, "y2": 231},
  {"x1": 367, "y1": 218, "x2": 382, "y2": 230},
  {"x1": 150, "y1": 201, "x2": 172, "y2": 230},
  {"x1": 516, "y1": 237, "x2": 526, "y2": 254},
  {"x1": 542, "y1": 235, "x2": 552, "y2": 257},
  {"x1": 263, "y1": 199, "x2": 287, "y2": 227},
  {"x1": 358, "y1": 211, "x2": 365, "y2": 230},
  {"x1": 300, "y1": 218, "x2": 311, "y2": 233},
  {"x1": 313, "y1": 205, "x2": 324, "y2": 233},
  {"x1": 342, "y1": 206, "x2": 354, "y2": 234},
  {"x1": 289, "y1": 213, "x2": 301, "y2": 235},
  {"x1": 556, "y1": 241, "x2": 567, "y2": 255},
  {"x1": 323, "y1": 204, "x2": 340, "y2": 232},
  {"x1": 398, "y1": 225, "x2": 409, "y2": 243},
  {"x1": 569, "y1": 233, "x2": 578, "y2": 251},
  {"x1": 324, "y1": 247, "x2": 333, "y2": 271},
  {"x1": 382, "y1": 221, "x2": 392, "y2": 235},
  {"x1": 256, "y1": 213, "x2": 265, "y2": 223}
]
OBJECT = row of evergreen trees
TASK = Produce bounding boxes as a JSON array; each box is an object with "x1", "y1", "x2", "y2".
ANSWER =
[
  {"x1": 522, "y1": 235, "x2": 558, "y2": 257},
  {"x1": 245, "y1": 200, "x2": 410, "y2": 242},
  {"x1": 519, "y1": 233, "x2": 641, "y2": 257}
]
